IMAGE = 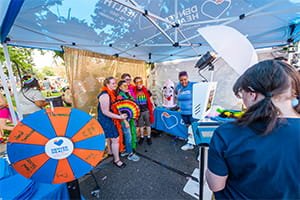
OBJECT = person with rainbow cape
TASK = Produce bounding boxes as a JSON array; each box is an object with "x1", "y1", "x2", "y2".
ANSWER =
[
  {"x1": 97, "y1": 77, "x2": 127, "y2": 168},
  {"x1": 132, "y1": 76, "x2": 154, "y2": 145},
  {"x1": 116, "y1": 80, "x2": 140, "y2": 161}
]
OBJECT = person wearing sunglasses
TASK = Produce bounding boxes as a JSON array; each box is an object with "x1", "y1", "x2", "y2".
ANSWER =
[
  {"x1": 133, "y1": 76, "x2": 154, "y2": 145},
  {"x1": 116, "y1": 80, "x2": 140, "y2": 162},
  {"x1": 18, "y1": 75, "x2": 49, "y2": 118},
  {"x1": 206, "y1": 60, "x2": 300, "y2": 199},
  {"x1": 121, "y1": 73, "x2": 136, "y2": 99}
]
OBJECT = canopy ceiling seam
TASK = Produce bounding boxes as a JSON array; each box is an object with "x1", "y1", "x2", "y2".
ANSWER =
[
  {"x1": 247, "y1": 26, "x2": 288, "y2": 39},
  {"x1": 222, "y1": 0, "x2": 285, "y2": 26},
  {"x1": 152, "y1": 47, "x2": 193, "y2": 63},
  {"x1": 143, "y1": 14, "x2": 174, "y2": 44},
  {"x1": 182, "y1": 16, "x2": 237, "y2": 27},
  {"x1": 8, "y1": 40, "x2": 121, "y2": 47},
  {"x1": 110, "y1": 45, "x2": 134, "y2": 57},
  {"x1": 13, "y1": 24, "x2": 67, "y2": 43}
]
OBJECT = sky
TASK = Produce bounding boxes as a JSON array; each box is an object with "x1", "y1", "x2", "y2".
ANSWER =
[{"x1": 32, "y1": 50, "x2": 62, "y2": 69}]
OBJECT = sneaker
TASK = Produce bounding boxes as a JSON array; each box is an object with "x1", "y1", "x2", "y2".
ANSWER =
[
  {"x1": 138, "y1": 137, "x2": 144, "y2": 145},
  {"x1": 147, "y1": 137, "x2": 152, "y2": 145},
  {"x1": 181, "y1": 143, "x2": 194, "y2": 151},
  {"x1": 120, "y1": 152, "x2": 129, "y2": 157},
  {"x1": 127, "y1": 153, "x2": 140, "y2": 162}
]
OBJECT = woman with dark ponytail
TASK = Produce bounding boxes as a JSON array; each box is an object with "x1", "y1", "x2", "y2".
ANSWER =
[{"x1": 206, "y1": 60, "x2": 300, "y2": 199}]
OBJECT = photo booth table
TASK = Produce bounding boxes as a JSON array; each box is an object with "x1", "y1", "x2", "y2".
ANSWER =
[
  {"x1": 0, "y1": 158, "x2": 69, "y2": 200},
  {"x1": 152, "y1": 107, "x2": 188, "y2": 139}
]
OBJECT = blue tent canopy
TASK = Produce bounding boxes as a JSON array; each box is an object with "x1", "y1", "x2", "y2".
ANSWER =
[{"x1": 1, "y1": 0, "x2": 300, "y2": 62}]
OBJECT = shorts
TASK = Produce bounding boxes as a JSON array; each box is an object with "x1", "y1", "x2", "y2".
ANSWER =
[{"x1": 137, "y1": 110, "x2": 151, "y2": 127}]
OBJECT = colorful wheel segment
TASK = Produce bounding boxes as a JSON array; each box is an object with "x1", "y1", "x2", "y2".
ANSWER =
[
  {"x1": 112, "y1": 99, "x2": 140, "y2": 119},
  {"x1": 7, "y1": 107, "x2": 105, "y2": 184}
]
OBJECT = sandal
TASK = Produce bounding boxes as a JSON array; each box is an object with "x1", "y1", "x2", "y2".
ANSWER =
[{"x1": 113, "y1": 160, "x2": 126, "y2": 168}]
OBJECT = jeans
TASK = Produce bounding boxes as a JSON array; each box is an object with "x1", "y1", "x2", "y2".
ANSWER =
[
  {"x1": 181, "y1": 114, "x2": 197, "y2": 126},
  {"x1": 121, "y1": 123, "x2": 132, "y2": 154}
]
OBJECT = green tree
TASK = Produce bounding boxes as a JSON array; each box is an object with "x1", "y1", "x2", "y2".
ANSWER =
[
  {"x1": 41, "y1": 66, "x2": 55, "y2": 76},
  {"x1": 0, "y1": 46, "x2": 34, "y2": 75}
]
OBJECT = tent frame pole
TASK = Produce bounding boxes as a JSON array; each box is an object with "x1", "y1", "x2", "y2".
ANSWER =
[
  {"x1": 143, "y1": 16, "x2": 174, "y2": 44},
  {"x1": 112, "y1": 0, "x2": 175, "y2": 44},
  {"x1": 174, "y1": 0, "x2": 178, "y2": 43},
  {"x1": 2, "y1": 44, "x2": 23, "y2": 122},
  {"x1": 177, "y1": 29, "x2": 200, "y2": 55}
]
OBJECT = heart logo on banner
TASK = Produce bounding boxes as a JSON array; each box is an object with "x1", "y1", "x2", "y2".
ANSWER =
[
  {"x1": 54, "y1": 139, "x2": 64, "y2": 146},
  {"x1": 201, "y1": 0, "x2": 231, "y2": 19},
  {"x1": 161, "y1": 112, "x2": 178, "y2": 129}
]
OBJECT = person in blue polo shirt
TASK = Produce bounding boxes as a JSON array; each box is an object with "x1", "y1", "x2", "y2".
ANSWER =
[{"x1": 206, "y1": 59, "x2": 300, "y2": 199}]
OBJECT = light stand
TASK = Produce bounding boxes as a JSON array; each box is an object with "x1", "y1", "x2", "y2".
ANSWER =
[
  {"x1": 193, "y1": 52, "x2": 217, "y2": 200},
  {"x1": 208, "y1": 63, "x2": 215, "y2": 82}
]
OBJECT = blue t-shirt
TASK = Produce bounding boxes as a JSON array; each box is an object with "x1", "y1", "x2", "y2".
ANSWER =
[
  {"x1": 208, "y1": 118, "x2": 300, "y2": 199},
  {"x1": 176, "y1": 82, "x2": 195, "y2": 115}
]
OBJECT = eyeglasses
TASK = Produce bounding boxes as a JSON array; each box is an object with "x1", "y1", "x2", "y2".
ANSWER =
[
  {"x1": 135, "y1": 80, "x2": 143, "y2": 85},
  {"x1": 125, "y1": 78, "x2": 132, "y2": 81},
  {"x1": 120, "y1": 84, "x2": 129, "y2": 88},
  {"x1": 236, "y1": 89, "x2": 244, "y2": 99},
  {"x1": 236, "y1": 87, "x2": 256, "y2": 99}
]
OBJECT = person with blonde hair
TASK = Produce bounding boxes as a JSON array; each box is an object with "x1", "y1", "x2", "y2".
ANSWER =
[
  {"x1": 206, "y1": 60, "x2": 300, "y2": 199},
  {"x1": 97, "y1": 77, "x2": 127, "y2": 168}
]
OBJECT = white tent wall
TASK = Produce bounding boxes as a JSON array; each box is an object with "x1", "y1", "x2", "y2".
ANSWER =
[
  {"x1": 149, "y1": 57, "x2": 241, "y2": 109},
  {"x1": 149, "y1": 50, "x2": 280, "y2": 110}
]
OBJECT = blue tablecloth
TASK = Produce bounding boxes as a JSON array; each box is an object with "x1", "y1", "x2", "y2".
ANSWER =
[
  {"x1": 152, "y1": 107, "x2": 188, "y2": 139},
  {"x1": 0, "y1": 158, "x2": 69, "y2": 200}
]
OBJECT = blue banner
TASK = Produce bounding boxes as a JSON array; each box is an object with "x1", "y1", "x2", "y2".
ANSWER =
[{"x1": 152, "y1": 107, "x2": 188, "y2": 139}]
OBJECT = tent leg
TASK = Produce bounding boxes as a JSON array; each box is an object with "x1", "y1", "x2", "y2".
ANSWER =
[{"x1": 3, "y1": 44, "x2": 23, "y2": 122}]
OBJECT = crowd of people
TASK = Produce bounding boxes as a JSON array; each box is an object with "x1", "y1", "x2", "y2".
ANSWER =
[
  {"x1": 97, "y1": 73, "x2": 155, "y2": 168},
  {"x1": 0, "y1": 58, "x2": 299, "y2": 198}
]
